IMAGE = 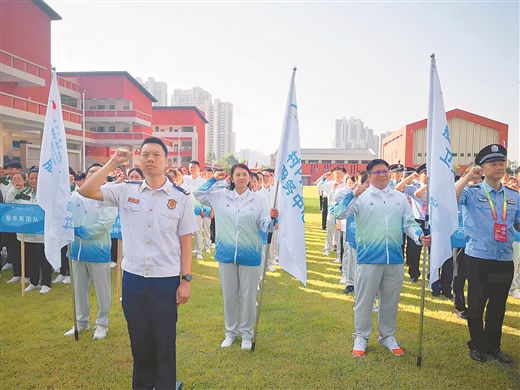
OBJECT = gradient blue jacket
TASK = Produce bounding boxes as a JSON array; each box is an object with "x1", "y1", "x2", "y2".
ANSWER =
[
  {"x1": 194, "y1": 178, "x2": 270, "y2": 266},
  {"x1": 335, "y1": 186, "x2": 423, "y2": 265},
  {"x1": 70, "y1": 192, "x2": 118, "y2": 263}
]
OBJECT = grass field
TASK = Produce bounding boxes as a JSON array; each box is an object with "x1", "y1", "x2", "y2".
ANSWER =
[{"x1": 1, "y1": 186, "x2": 519, "y2": 389}]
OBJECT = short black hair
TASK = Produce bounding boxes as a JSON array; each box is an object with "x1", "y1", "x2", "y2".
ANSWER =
[
  {"x1": 128, "y1": 167, "x2": 144, "y2": 180},
  {"x1": 206, "y1": 168, "x2": 213, "y2": 172},
  {"x1": 28, "y1": 167, "x2": 39, "y2": 175},
  {"x1": 75, "y1": 172, "x2": 86, "y2": 181},
  {"x1": 69, "y1": 167, "x2": 76, "y2": 176},
  {"x1": 5, "y1": 160, "x2": 22, "y2": 169},
  {"x1": 189, "y1": 160, "x2": 200, "y2": 167},
  {"x1": 88, "y1": 163, "x2": 103, "y2": 172},
  {"x1": 366, "y1": 159, "x2": 389, "y2": 173},
  {"x1": 141, "y1": 137, "x2": 168, "y2": 157},
  {"x1": 332, "y1": 167, "x2": 346, "y2": 173}
]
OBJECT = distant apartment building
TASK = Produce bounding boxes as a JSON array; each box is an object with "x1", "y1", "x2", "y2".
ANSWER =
[
  {"x1": 236, "y1": 148, "x2": 269, "y2": 168},
  {"x1": 136, "y1": 76, "x2": 168, "y2": 106},
  {"x1": 171, "y1": 87, "x2": 234, "y2": 162},
  {"x1": 334, "y1": 116, "x2": 377, "y2": 152}
]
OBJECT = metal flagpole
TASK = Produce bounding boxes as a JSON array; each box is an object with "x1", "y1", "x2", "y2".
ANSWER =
[
  {"x1": 417, "y1": 53, "x2": 435, "y2": 367},
  {"x1": 20, "y1": 234, "x2": 25, "y2": 296},
  {"x1": 117, "y1": 239, "x2": 122, "y2": 303},
  {"x1": 251, "y1": 180, "x2": 280, "y2": 352},
  {"x1": 67, "y1": 244, "x2": 79, "y2": 341}
]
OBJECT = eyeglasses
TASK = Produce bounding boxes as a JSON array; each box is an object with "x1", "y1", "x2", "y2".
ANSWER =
[{"x1": 369, "y1": 169, "x2": 389, "y2": 176}]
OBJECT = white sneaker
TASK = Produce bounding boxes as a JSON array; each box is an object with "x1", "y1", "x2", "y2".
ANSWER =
[
  {"x1": 379, "y1": 336, "x2": 405, "y2": 356},
  {"x1": 52, "y1": 274, "x2": 66, "y2": 284},
  {"x1": 6, "y1": 276, "x2": 21, "y2": 283},
  {"x1": 62, "y1": 276, "x2": 71, "y2": 284},
  {"x1": 110, "y1": 262, "x2": 117, "y2": 268},
  {"x1": 192, "y1": 249, "x2": 197, "y2": 253},
  {"x1": 40, "y1": 285, "x2": 52, "y2": 294},
  {"x1": 372, "y1": 303, "x2": 379, "y2": 312},
  {"x1": 241, "y1": 339, "x2": 252, "y2": 350},
  {"x1": 54, "y1": 268, "x2": 60, "y2": 274},
  {"x1": 93, "y1": 325, "x2": 108, "y2": 340},
  {"x1": 509, "y1": 289, "x2": 520, "y2": 299},
  {"x1": 352, "y1": 336, "x2": 368, "y2": 357},
  {"x1": 267, "y1": 266, "x2": 277, "y2": 273},
  {"x1": 196, "y1": 254, "x2": 203, "y2": 260},
  {"x1": 25, "y1": 283, "x2": 40, "y2": 292},
  {"x1": 204, "y1": 248, "x2": 211, "y2": 253},
  {"x1": 1, "y1": 263, "x2": 13, "y2": 271},
  {"x1": 323, "y1": 250, "x2": 330, "y2": 257},
  {"x1": 333, "y1": 258, "x2": 341, "y2": 264},
  {"x1": 339, "y1": 277, "x2": 347, "y2": 285},
  {"x1": 64, "y1": 325, "x2": 89, "y2": 337},
  {"x1": 210, "y1": 243, "x2": 216, "y2": 248},
  {"x1": 220, "y1": 337, "x2": 236, "y2": 348}
]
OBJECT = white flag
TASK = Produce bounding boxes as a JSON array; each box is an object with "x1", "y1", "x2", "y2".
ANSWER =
[
  {"x1": 37, "y1": 72, "x2": 74, "y2": 270},
  {"x1": 274, "y1": 68, "x2": 307, "y2": 286},
  {"x1": 426, "y1": 56, "x2": 458, "y2": 288}
]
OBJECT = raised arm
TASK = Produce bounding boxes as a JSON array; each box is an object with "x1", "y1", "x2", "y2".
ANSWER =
[
  {"x1": 79, "y1": 148, "x2": 129, "y2": 201},
  {"x1": 455, "y1": 167, "x2": 482, "y2": 202},
  {"x1": 395, "y1": 172, "x2": 419, "y2": 193}
]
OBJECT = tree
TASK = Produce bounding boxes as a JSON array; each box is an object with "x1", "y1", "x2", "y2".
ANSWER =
[{"x1": 217, "y1": 153, "x2": 239, "y2": 171}]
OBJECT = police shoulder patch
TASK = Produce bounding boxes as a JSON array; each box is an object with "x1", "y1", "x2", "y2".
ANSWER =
[{"x1": 173, "y1": 184, "x2": 190, "y2": 195}]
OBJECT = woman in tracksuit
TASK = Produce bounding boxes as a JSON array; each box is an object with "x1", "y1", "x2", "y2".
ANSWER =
[{"x1": 194, "y1": 163, "x2": 278, "y2": 351}]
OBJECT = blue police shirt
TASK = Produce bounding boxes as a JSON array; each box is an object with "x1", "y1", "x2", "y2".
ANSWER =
[{"x1": 459, "y1": 183, "x2": 520, "y2": 261}]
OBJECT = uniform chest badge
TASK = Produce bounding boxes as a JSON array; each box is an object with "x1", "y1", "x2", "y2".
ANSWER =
[
  {"x1": 477, "y1": 197, "x2": 487, "y2": 202},
  {"x1": 507, "y1": 199, "x2": 515, "y2": 205},
  {"x1": 167, "y1": 199, "x2": 177, "y2": 209},
  {"x1": 128, "y1": 197, "x2": 139, "y2": 204}
]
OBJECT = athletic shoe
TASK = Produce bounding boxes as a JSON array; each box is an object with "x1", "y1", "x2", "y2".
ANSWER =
[
  {"x1": 24, "y1": 283, "x2": 40, "y2": 292},
  {"x1": 352, "y1": 336, "x2": 368, "y2": 357},
  {"x1": 509, "y1": 289, "x2": 520, "y2": 299},
  {"x1": 192, "y1": 249, "x2": 197, "y2": 253},
  {"x1": 62, "y1": 276, "x2": 71, "y2": 284},
  {"x1": 196, "y1": 254, "x2": 203, "y2": 260},
  {"x1": 110, "y1": 262, "x2": 117, "y2": 268},
  {"x1": 410, "y1": 277, "x2": 418, "y2": 283},
  {"x1": 267, "y1": 266, "x2": 277, "y2": 273},
  {"x1": 333, "y1": 258, "x2": 341, "y2": 264},
  {"x1": 323, "y1": 250, "x2": 330, "y2": 257},
  {"x1": 93, "y1": 325, "x2": 108, "y2": 340},
  {"x1": 220, "y1": 337, "x2": 236, "y2": 348},
  {"x1": 339, "y1": 277, "x2": 347, "y2": 285},
  {"x1": 1, "y1": 263, "x2": 13, "y2": 271},
  {"x1": 64, "y1": 324, "x2": 89, "y2": 337},
  {"x1": 488, "y1": 350, "x2": 513, "y2": 364},
  {"x1": 204, "y1": 248, "x2": 211, "y2": 253},
  {"x1": 241, "y1": 339, "x2": 252, "y2": 350},
  {"x1": 52, "y1": 274, "x2": 66, "y2": 284},
  {"x1": 40, "y1": 285, "x2": 52, "y2": 294},
  {"x1": 379, "y1": 336, "x2": 404, "y2": 356},
  {"x1": 343, "y1": 285, "x2": 355, "y2": 294},
  {"x1": 6, "y1": 276, "x2": 21, "y2": 283}
]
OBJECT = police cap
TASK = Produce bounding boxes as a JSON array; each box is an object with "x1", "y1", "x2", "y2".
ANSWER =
[
  {"x1": 475, "y1": 144, "x2": 507, "y2": 166},
  {"x1": 390, "y1": 164, "x2": 404, "y2": 172},
  {"x1": 416, "y1": 163, "x2": 427, "y2": 174}
]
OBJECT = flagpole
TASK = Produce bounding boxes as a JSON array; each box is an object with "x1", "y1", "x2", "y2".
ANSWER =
[
  {"x1": 68, "y1": 244, "x2": 79, "y2": 341},
  {"x1": 20, "y1": 234, "x2": 26, "y2": 296},
  {"x1": 251, "y1": 180, "x2": 280, "y2": 352},
  {"x1": 417, "y1": 53, "x2": 435, "y2": 367}
]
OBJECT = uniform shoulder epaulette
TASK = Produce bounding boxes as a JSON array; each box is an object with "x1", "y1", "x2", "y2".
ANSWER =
[
  {"x1": 504, "y1": 185, "x2": 516, "y2": 192},
  {"x1": 124, "y1": 180, "x2": 142, "y2": 184},
  {"x1": 173, "y1": 184, "x2": 190, "y2": 195}
]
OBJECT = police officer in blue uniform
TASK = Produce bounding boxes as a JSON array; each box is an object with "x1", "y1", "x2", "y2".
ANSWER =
[{"x1": 455, "y1": 144, "x2": 520, "y2": 364}]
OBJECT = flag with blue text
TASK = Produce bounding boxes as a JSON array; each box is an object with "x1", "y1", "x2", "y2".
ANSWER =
[
  {"x1": 37, "y1": 72, "x2": 74, "y2": 270},
  {"x1": 427, "y1": 56, "x2": 458, "y2": 288},
  {"x1": 274, "y1": 68, "x2": 307, "y2": 285}
]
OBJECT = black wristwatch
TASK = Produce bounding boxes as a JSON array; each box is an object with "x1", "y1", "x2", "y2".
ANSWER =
[{"x1": 182, "y1": 274, "x2": 192, "y2": 282}]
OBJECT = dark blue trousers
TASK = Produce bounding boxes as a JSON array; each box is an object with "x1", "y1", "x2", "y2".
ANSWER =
[{"x1": 122, "y1": 271, "x2": 180, "y2": 390}]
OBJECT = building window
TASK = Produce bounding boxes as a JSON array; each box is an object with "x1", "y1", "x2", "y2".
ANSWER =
[
  {"x1": 89, "y1": 106, "x2": 96, "y2": 110},
  {"x1": 155, "y1": 126, "x2": 159, "y2": 132},
  {"x1": 309, "y1": 160, "x2": 319, "y2": 163},
  {"x1": 348, "y1": 160, "x2": 359, "y2": 164},
  {"x1": 169, "y1": 127, "x2": 173, "y2": 132},
  {"x1": 109, "y1": 105, "x2": 116, "y2": 110},
  {"x1": 109, "y1": 126, "x2": 116, "y2": 132},
  {"x1": 452, "y1": 153, "x2": 458, "y2": 157},
  {"x1": 97, "y1": 105, "x2": 105, "y2": 110},
  {"x1": 97, "y1": 127, "x2": 105, "y2": 132},
  {"x1": 467, "y1": 153, "x2": 471, "y2": 157},
  {"x1": 360, "y1": 160, "x2": 370, "y2": 164},
  {"x1": 123, "y1": 105, "x2": 130, "y2": 110},
  {"x1": 418, "y1": 153, "x2": 422, "y2": 157},
  {"x1": 322, "y1": 160, "x2": 331, "y2": 163},
  {"x1": 89, "y1": 127, "x2": 96, "y2": 131},
  {"x1": 123, "y1": 127, "x2": 130, "y2": 132}
]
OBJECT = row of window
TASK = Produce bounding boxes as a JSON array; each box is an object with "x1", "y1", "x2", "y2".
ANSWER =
[
  {"x1": 90, "y1": 127, "x2": 130, "y2": 132},
  {"x1": 88, "y1": 105, "x2": 130, "y2": 110},
  {"x1": 417, "y1": 152, "x2": 477, "y2": 157}
]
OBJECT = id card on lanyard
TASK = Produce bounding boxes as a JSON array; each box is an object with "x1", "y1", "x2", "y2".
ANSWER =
[{"x1": 482, "y1": 182, "x2": 507, "y2": 242}]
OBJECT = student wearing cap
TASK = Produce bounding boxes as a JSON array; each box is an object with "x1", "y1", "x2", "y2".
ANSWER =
[
  {"x1": 79, "y1": 137, "x2": 199, "y2": 389},
  {"x1": 335, "y1": 159, "x2": 430, "y2": 358},
  {"x1": 455, "y1": 144, "x2": 519, "y2": 364}
]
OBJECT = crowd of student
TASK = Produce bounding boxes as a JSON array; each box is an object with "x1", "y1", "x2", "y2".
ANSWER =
[{"x1": 0, "y1": 139, "x2": 519, "y2": 389}]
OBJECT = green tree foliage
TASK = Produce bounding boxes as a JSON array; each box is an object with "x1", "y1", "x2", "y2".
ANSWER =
[{"x1": 217, "y1": 153, "x2": 239, "y2": 171}]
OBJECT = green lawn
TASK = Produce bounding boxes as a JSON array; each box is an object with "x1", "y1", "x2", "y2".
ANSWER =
[{"x1": 1, "y1": 186, "x2": 519, "y2": 389}]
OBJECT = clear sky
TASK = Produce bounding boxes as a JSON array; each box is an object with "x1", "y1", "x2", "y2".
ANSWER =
[{"x1": 47, "y1": 1, "x2": 519, "y2": 162}]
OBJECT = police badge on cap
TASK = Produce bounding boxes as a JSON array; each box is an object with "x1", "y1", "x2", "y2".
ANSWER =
[
  {"x1": 475, "y1": 144, "x2": 507, "y2": 166},
  {"x1": 390, "y1": 163, "x2": 404, "y2": 172}
]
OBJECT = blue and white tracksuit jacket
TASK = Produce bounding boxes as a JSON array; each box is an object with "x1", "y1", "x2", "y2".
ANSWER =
[
  {"x1": 194, "y1": 178, "x2": 270, "y2": 266},
  {"x1": 70, "y1": 192, "x2": 118, "y2": 263},
  {"x1": 335, "y1": 186, "x2": 423, "y2": 265}
]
